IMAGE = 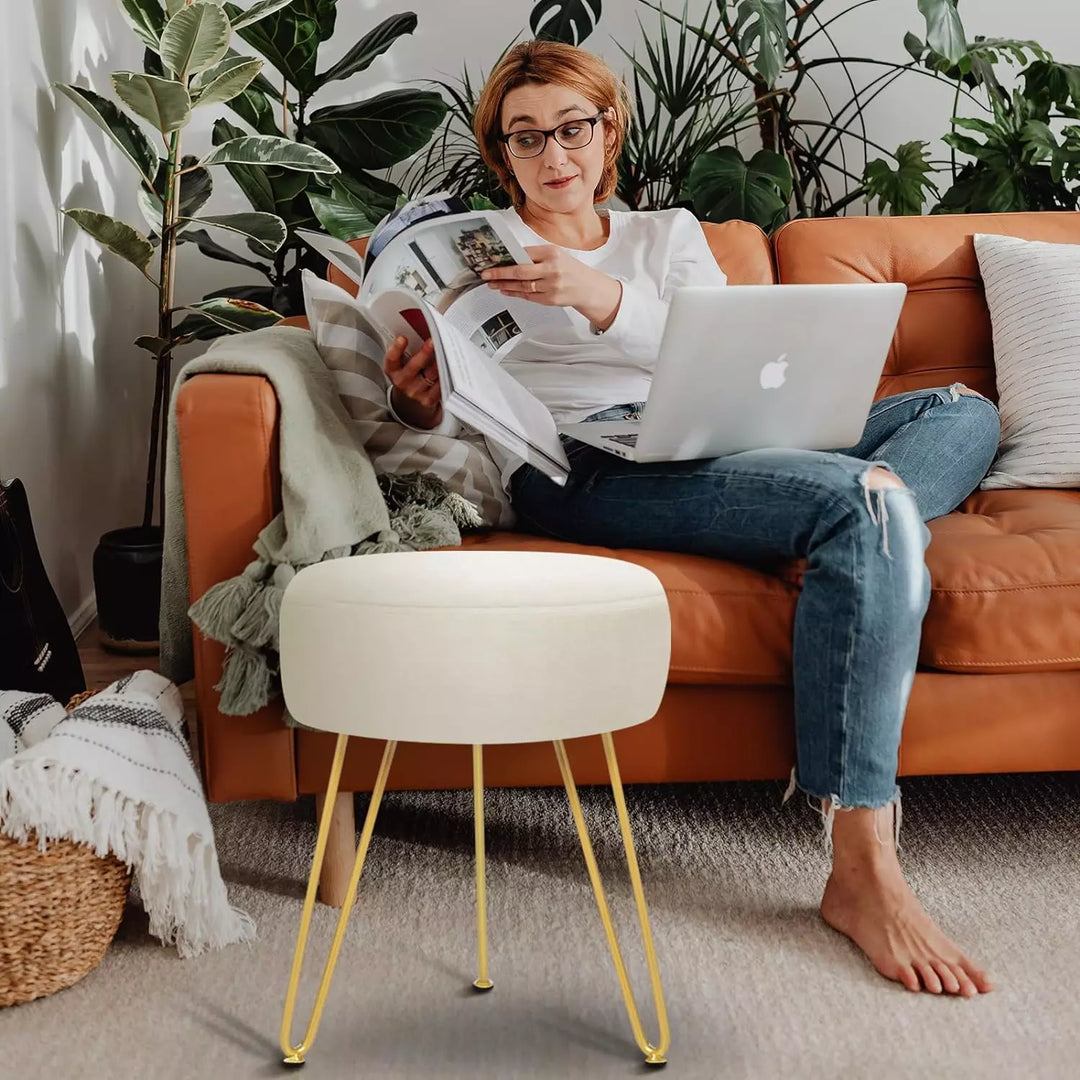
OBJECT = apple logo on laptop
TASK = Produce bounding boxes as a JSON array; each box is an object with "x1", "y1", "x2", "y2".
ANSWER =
[{"x1": 759, "y1": 353, "x2": 789, "y2": 390}]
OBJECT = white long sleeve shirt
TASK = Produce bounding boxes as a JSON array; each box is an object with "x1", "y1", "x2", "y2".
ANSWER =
[{"x1": 389, "y1": 206, "x2": 728, "y2": 485}]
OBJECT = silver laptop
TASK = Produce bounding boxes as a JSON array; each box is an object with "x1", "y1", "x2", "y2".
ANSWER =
[{"x1": 557, "y1": 283, "x2": 907, "y2": 462}]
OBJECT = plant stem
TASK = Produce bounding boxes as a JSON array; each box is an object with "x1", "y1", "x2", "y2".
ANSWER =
[
  {"x1": 295, "y1": 92, "x2": 307, "y2": 143},
  {"x1": 143, "y1": 127, "x2": 182, "y2": 530}
]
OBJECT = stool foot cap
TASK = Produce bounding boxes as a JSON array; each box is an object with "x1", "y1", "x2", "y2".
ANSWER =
[
  {"x1": 282, "y1": 1055, "x2": 306, "y2": 1067},
  {"x1": 472, "y1": 979, "x2": 494, "y2": 992},
  {"x1": 644, "y1": 1053, "x2": 668, "y2": 1067}
]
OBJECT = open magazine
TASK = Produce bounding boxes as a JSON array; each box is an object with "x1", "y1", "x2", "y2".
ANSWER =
[{"x1": 298, "y1": 195, "x2": 572, "y2": 482}]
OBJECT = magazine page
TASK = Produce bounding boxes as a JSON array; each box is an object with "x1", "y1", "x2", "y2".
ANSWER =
[
  {"x1": 434, "y1": 278, "x2": 569, "y2": 363},
  {"x1": 296, "y1": 229, "x2": 367, "y2": 289},
  {"x1": 368, "y1": 289, "x2": 570, "y2": 484},
  {"x1": 358, "y1": 209, "x2": 571, "y2": 350},
  {"x1": 359, "y1": 210, "x2": 531, "y2": 303},
  {"x1": 363, "y1": 192, "x2": 472, "y2": 276}
]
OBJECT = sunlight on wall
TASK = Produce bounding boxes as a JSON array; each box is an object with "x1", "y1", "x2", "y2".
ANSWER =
[
  {"x1": 0, "y1": 24, "x2": 14, "y2": 392},
  {"x1": 59, "y1": 1, "x2": 135, "y2": 372}
]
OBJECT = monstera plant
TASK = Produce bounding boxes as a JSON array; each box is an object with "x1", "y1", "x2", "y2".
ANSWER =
[
  {"x1": 57, "y1": 0, "x2": 339, "y2": 650},
  {"x1": 193, "y1": 3, "x2": 447, "y2": 319}
]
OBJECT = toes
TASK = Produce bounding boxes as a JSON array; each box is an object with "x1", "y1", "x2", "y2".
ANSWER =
[
  {"x1": 951, "y1": 963, "x2": 979, "y2": 998},
  {"x1": 914, "y1": 961, "x2": 943, "y2": 994},
  {"x1": 959, "y1": 957, "x2": 993, "y2": 994},
  {"x1": 894, "y1": 964, "x2": 922, "y2": 992},
  {"x1": 933, "y1": 960, "x2": 962, "y2": 995}
]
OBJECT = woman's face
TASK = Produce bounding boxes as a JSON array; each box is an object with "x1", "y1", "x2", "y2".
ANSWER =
[{"x1": 498, "y1": 82, "x2": 614, "y2": 213}]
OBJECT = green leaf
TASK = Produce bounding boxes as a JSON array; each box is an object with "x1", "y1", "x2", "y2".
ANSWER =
[
  {"x1": 903, "y1": 33, "x2": 925, "y2": 64},
  {"x1": 468, "y1": 193, "x2": 498, "y2": 211},
  {"x1": 229, "y1": 0, "x2": 296, "y2": 31},
  {"x1": 228, "y1": 0, "x2": 293, "y2": 30},
  {"x1": 184, "y1": 296, "x2": 284, "y2": 333},
  {"x1": 63, "y1": 209, "x2": 155, "y2": 274},
  {"x1": 182, "y1": 211, "x2": 287, "y2": 250},
  {"x1": 1024, "y1": 60, "x2": 1080, "y2": 113},
  {"x1": 306, "y1": 90, "x2": 448, "y2": 172},
  {"x1": 306, "y1": 175, "x2": 385, "y2": 239},
  {"x1": 212, "y1": 118, "x2": 276, "y2": 212},
  {"x1": 951, "y1": 116, "x2": 1007, "y2": 140},
  {"x1": 119, "y1": 0, "x2": 166, "y2": 51},
  {"x1": 161, "y1": 1, "x2": 231, "y2": 78},
  {"x1": 139, "y1": 156, "x2": 214, "y2": 229},
  {"x1": 224, "y1": 0, "x2": 324, "y2": 94},
  {"x1": 172, "y1": 312, "x2": 229, "y2": 343},
  {"x1": 1021, "y1": 119, "x2": 1058, "y2": 163},
  {"x1": 219, "y1": 53, "x2": 281, "y2": 135},
  {"x1": 733, "y1": 0, "x2": 787, "y2": 88},
  {"x1": 111, "y1": 72, "x2": 192, "y2": 134},
  {"x1": 863, "y1": 141, "x2": 939, "y2": 216},
  {"x1": 686, "y1": 147, "x2": 792, "y2": 231},
  {"x1": 204, "y1": 283, "x2": 279, "y2": 305},
  {"x1": 53, "y1": 83, "x2": 158, "y2": 186},
  {"x1": 317, "y1": 12, "x2": 417, "y2": 87},
  {"x1": 191, "y1": 56, "x2": 265, "y2": 107},
  {"x1": 918, "y1": 0, "x2": 967, "y2": 66},
  {"x1": 178, "y1": 227, "x2": 274, "y2": 274},
  {"x1": 135, "y1": 335, "x2": 172, "y2": 355},
  {"x1": 229, "y1": 89, "x2": 281, "y2": 134},
  {"x1": 138, "y1": 185, "x2": 162, "y2": 233},
  {"x1": 529, "y1": 0, "x2": 602, "y2": 46},
  {"x1": 201, "y1": 135, "x2": 339, "y2": 173}
]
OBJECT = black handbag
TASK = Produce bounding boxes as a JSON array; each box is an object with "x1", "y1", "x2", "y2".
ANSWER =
[{"x1": 0, "y1": 476, "x2": 86, "y2": 701}]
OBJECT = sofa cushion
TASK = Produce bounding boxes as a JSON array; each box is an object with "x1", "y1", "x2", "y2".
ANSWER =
[
  {"x1": 773, "y1": 211, "x2": 1080, "y2": 403},
  {"x1": 461, "y1": 488, "x2": 1080, "y2": 683},
  {"x1": 460, "y1": 529, "x2": 797, "y2": 685},
  {"x1": 919, "y1": 489, "x2": 1080, "y2": 673},
  {"x1": 973, "y1": 233, "x2": 1080, "y2": 489}
]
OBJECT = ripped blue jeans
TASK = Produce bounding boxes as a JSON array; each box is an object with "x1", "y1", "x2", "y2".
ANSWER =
[{"x1": 509, "y1": 385, "x2": 1001, "y2": 830}]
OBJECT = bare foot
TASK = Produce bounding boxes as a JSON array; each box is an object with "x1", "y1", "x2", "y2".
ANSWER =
[{"x1": 820, "y1": 844, "x2": 992, "y2": 996}]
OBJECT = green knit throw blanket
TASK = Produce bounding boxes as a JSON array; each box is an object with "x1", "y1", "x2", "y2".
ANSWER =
[{"x1": 188, "y1": 471, "x2": 482, "y2": 719}]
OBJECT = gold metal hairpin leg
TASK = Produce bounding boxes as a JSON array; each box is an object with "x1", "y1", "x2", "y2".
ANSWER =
[
  {"x1": 553, "y1": 733, "x2": 671, "y2": 1066},
  {"x1": 280, "y1": 733, "x2": 397, "y2": 1066},
  {"x1": 472, "y1": 744, "x2": 493, "y2": 991}
]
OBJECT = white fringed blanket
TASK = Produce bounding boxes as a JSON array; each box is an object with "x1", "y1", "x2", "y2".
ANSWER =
[{"x1": 0, "y1": 670, "x2": 254, "y2": 958}]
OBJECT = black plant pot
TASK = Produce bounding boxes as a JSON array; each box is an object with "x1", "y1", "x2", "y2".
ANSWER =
[{"x1": 93, "y1": 525, "x2": 163, "y2": 654}]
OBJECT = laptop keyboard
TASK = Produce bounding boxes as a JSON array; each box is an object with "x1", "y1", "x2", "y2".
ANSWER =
[{"x1": 603, "y1": 433, "x2": 639, "y2": 447}]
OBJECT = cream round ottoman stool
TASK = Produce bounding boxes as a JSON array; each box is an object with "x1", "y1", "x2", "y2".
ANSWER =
[{"x1": 277, "y1": 550, "x2": 672, "y2": 1068}]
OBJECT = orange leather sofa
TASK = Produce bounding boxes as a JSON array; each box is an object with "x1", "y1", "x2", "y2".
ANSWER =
[{"x1": 177, "y1": 212, "x2": 1080, "y2": 815}]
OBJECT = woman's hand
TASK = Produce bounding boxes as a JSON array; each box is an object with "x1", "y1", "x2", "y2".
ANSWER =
[
  {"x1": 481, "y1": 245, "x2": 623, "y2": 330},
  {"x1": 383, "y1": 335, "x2": 442, "y2": 430}
]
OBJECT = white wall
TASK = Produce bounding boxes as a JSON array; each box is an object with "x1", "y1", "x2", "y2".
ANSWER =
[
  {"x1": 8, "y1": 0, "x2": 1080, "y2": 624},
  {"x1": 0, "y1": 0, "x2": 155, "y2": 631}
]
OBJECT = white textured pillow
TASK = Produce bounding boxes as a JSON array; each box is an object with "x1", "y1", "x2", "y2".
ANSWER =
[
  {"x1": 302, "y1": 272, "x2": 514, "y2": 527},
  {"x1": 975, "y1": 232, "x2": 1080, "y2": 489}
]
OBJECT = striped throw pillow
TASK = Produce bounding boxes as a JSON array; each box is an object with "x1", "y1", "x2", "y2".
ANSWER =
[
  {"x1": 975, "y1": 233, "x2": 1080, "y2": 489},
  {"x1": 302, "y1": 272, "x2": 514, "y2": 527}
]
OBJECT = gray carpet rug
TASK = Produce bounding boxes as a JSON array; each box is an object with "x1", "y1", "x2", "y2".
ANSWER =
[{"x1": 2, "y1": 772, "x2": 1079, "y2": 1080}]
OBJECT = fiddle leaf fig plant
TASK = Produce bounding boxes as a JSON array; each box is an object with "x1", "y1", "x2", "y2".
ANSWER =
[
  {"x1": 58, "y1": 0, "x2": 339, "y2": 529},
  {"x1": 200, "y1": 3, "x2": 448, "y2": 319}
]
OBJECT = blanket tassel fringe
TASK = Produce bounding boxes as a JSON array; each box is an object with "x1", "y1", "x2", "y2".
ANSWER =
[{"x1": 0, "y1": 759, "x2": 255, "y2": 958}]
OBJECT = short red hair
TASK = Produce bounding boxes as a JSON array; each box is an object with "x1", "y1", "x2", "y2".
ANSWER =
[{"x1": 473, "y1": 40, "x2": 631, "y2": 208}]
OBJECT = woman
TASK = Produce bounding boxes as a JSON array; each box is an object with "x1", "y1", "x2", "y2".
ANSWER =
[{"x1": 384, "y1": 40, "x2": 999, "y2": 997}]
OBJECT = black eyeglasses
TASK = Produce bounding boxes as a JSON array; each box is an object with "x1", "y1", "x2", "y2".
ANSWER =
[{"x1": 499, "y1": 110, "x2": 607, "y2": 159}]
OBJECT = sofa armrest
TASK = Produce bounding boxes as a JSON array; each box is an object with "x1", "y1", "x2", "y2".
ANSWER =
[{"x1": 176, "y1": 373, "x2": 297, "y2": 802}]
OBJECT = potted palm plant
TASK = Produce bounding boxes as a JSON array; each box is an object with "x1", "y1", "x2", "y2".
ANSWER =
[{"x1": 58, "y1": 0, "x2": 338, "y2": 651}]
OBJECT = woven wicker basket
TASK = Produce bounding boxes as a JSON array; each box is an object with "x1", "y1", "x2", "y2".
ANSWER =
[{"x1": 0, "y1": 689, "x2": 132, "y2": 1007}]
